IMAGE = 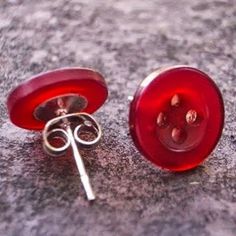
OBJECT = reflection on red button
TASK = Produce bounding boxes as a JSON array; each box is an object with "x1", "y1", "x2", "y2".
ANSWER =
[{"x1": 129, "y1": 66, "x2": 224, "y2": 171}]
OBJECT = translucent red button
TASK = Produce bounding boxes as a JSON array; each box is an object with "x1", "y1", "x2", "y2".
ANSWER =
[
  {"x1": 7, "y1": 67, "x2": 108, "y2": 130},
  {"x1": 129, "y1": 66, "x2": 224, "y2": 171}
]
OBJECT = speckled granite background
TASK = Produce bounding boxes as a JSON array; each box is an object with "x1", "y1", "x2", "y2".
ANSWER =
[{"x1": 0, "y1": 0, "x2": 236, "y2": 235}]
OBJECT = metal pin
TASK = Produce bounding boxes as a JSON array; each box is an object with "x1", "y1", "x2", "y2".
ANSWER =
[
  {"x1": 66, "y1": 126, "x2": 95, "y2": 200},
  {"x1": 128, "y1": 96, "x2": 134, "y2": 101},
  {"x1": 40, "y1": 95, "x2": 102, "y2": 201}
]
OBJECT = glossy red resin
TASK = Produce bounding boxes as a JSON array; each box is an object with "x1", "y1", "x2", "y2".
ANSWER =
[
  {"x1": 129, "y1": 66, "x2": 224, "y2": 171},
  {"x1": 7, "y1": 68, "x2": 108, "y2": 130}
]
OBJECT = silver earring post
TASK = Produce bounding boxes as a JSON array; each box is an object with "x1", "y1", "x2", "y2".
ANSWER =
[{"x1": 35, "y1": 95, "x2": 102, "y2": 201}]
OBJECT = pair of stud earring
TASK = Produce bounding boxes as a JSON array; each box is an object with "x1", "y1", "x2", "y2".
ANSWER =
[{"x1": 7, "y1": 66, "x2": 224, "y2": 201}]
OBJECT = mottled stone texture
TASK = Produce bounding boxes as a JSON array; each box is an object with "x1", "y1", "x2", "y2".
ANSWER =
[{"x1": 0, "y1": 0, "x2": 236, "y2": 235}]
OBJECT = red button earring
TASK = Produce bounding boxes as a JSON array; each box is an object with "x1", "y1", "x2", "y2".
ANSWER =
[
  {"x1": 129, "y1": 66, "x2": 224, "y2": 171},
  {"x1": 7, "y1": 67, "x2": 108, "y2": 200}
]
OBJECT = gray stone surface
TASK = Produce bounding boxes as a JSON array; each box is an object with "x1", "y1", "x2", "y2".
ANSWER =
[{"x1": 0, "y1": 0, "x2": 236, "y2": 235}]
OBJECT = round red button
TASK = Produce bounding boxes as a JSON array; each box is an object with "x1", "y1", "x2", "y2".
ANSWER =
[
  {"x1": 7, "y1": 68, "x2": 108, "y2": 131},
  {"x1": 129, "y1": 66, "x2": 224, "y2": 171}
]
